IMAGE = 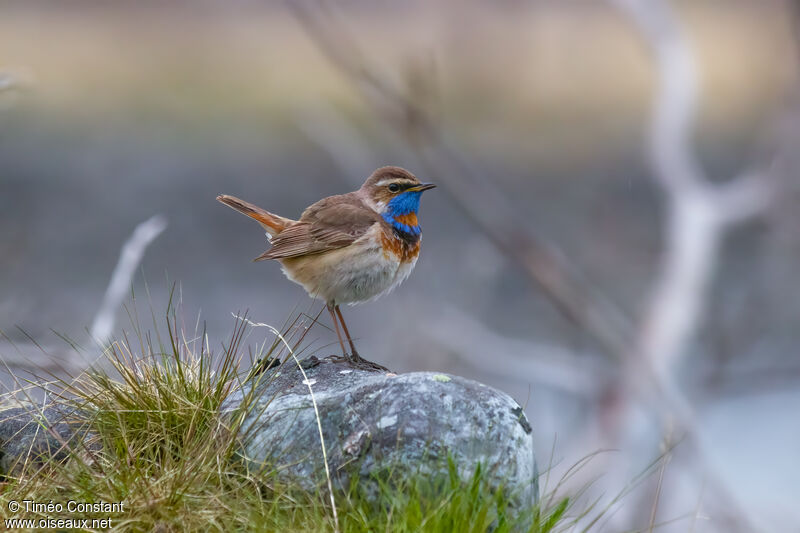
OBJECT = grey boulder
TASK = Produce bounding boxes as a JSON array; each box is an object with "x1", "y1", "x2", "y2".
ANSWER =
[
  {"x1": 225, "y1": 357, "x2": 538, "y2": 508},
  {"x1": 0, "y1": 405, "x2": 91, "y2": 476}
]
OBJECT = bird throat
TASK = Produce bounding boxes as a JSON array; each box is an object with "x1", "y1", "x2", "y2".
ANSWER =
[{"x1": 382, "y1": 191, "x2": 422, "y2": 241}]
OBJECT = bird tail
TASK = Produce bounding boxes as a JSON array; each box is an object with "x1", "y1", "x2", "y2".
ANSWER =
[{"x1": 216, "y1": 194, "x2": 294, "y2": 236}]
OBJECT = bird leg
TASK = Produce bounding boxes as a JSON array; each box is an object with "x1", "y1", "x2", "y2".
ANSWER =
[
  {"x1": 327, "y1": 303, "x2": 348, "y2": 358},
  {"x1": 326, "y1": 304, "x2": 389, "y2": 371},
  {"x1": 334, "y1": 304, "x2": 362, "y2": 362},
  {"x1": 334, "y1": 306, "x2": 389, "y2": 371}
]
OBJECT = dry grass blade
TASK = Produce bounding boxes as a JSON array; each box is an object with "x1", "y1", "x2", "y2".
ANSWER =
[{"x1": 232, "y1": 312, "x2": 340, "y2": 533}]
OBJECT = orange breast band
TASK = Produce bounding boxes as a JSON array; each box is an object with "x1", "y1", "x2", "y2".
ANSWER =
[
  {"x1": 394, "y1": 213, "x2": 418, "y2": 227},
  {"x1": 381, "y1": 232, "x2": 421, "y2": 262}
]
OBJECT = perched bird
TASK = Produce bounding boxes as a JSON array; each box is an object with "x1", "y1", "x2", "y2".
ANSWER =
[{"x1": 217, "y1": 166, "x2": 435, "y2": 370}]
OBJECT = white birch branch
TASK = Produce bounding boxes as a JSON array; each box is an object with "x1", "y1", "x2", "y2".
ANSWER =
[
  {"x1": 90, "y1": 215, "x2": 167, "y2": 341},
  {"x1": 612, "y1": 0, "x2": 773, "y2": 378},
  {"x1": 0, "y1": 73, "x2": 15, "y2": 92},
  {"x1": 608, "y1": 0, "x2": 772, "y2": 528},
  {"x1": 0, "y1": 69, "x2": 34, "y2": 95}
]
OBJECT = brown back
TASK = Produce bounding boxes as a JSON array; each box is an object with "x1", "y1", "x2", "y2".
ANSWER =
[{"x1": 256, "y1": 192, "x2": 379, "y2": 260}]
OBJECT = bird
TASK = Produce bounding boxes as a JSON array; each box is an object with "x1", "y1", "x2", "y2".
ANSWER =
[{"x1": 217, "y1": 166, "x2": 435, "y2": 370}]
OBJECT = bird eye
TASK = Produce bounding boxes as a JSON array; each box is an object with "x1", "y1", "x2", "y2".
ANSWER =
[{"x1": 388, "y1": 183, "x2": 400, "y2": 192}]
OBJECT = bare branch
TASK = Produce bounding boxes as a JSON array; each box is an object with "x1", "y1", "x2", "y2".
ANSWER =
[
  {"x1": 90, "y1": 215, "x2": 168, "y2": 341},
  {"x1": 714, "y1": 170, "x2": 774, "y2": 224},
  {"x1": 423, "y1": 306, "x2": 611, "y2": 397},
  {"x1": 293, "y1": 104, "x2": 377, "y2": 184},
  {"x1": 0, "y1": 69, "x2": 34, "y2": 95},
  {"x1": 614, "y1": 0, "x2": 703, "y2": 189},
  {"x1": 607, "y1": 0, "x2": 774, "y2": 528},
  {"x1": 611, "y1": 0, "x2": 774, "y2": 375},
  {"x1": 0, "y1": 73, "x2": 15, "y2": 93}
]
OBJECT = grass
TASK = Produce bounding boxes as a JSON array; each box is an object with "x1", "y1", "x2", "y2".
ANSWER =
[{"x1": 0, "y1": 302, "x2": 623, "y2": 532}]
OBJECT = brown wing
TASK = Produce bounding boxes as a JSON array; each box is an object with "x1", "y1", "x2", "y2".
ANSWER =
[{"x1": 255, "y1": 193, "x2": 378, "y2": 260}]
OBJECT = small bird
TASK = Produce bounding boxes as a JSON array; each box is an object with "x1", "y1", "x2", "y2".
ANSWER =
[{"x1": 217, "y1": 166, "x2": 435, "y2": 370}]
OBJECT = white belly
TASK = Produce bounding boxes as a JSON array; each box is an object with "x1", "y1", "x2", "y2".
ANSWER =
[{"x1": 278, "y1": 225, "x2": 418, "y2": 305}]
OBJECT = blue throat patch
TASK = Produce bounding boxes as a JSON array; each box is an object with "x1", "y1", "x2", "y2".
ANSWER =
[{"x1": 382, "y1": 191, "x2": 422, "y2": 236}]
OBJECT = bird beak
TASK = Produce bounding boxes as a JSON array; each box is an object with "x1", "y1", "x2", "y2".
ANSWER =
[{"x1": 407, "y1": 183, "x2": 436, "y2": 192}]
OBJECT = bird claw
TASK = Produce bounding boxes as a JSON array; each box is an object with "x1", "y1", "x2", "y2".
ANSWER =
[
  {"x1": 327, "y1": 353, "x2": 351, "y2": 364},
  {"x1": 327, "y1": 353, "x2": 390, "y2": 372}
]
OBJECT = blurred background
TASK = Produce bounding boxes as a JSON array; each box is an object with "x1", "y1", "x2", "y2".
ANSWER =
[{"x1": 1, "y1": 0, "x2": 798, "y2": 530}]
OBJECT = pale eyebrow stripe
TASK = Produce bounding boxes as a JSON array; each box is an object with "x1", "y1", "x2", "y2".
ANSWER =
[{"x1": 375, "y1": 179, "x2": 416, "y2": 187}]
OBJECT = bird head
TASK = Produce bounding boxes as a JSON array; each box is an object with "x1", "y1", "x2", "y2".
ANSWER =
[{"x1": 360, "y1": 166, "x2": 436, "y2": 220}]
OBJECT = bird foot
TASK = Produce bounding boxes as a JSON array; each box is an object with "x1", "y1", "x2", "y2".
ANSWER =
[
  {"x1": 351, "y1": 356, "x2": 390, "y2": 372},
  {"x1": 327, "y1": 352, "x2": 390, "y2": 372},
  {"x1": 327, "y1": 353, "x2": 350, "y2": 364}
]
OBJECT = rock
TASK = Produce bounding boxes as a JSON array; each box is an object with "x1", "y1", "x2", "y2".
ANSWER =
[
  {"x1": 0, "y1": 405, "x2": 92, "y2": 476},
  {"x1": 224, "y1": 358, "x2": 538, "y2": 508}
]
